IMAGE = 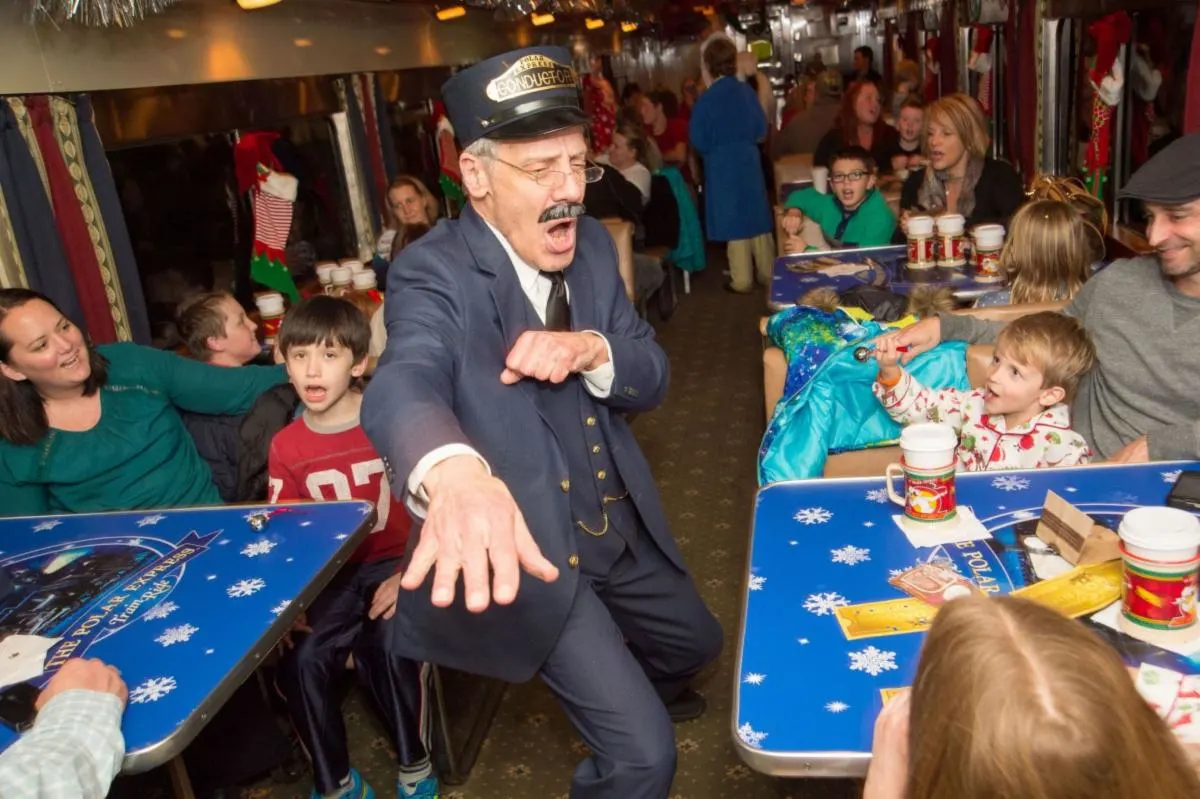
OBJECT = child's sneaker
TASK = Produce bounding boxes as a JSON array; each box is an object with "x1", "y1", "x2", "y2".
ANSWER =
[
  {"x1": 398, "y1": 775, "x2": 439, "y2": 799},
  {"x1": 312, "y1": 768, "x2": 375, "y2": 799}
]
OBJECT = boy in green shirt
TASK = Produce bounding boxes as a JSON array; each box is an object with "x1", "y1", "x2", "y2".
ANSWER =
[{"x1": 782, "y1": 146, "x2": 897, "y2": 252}]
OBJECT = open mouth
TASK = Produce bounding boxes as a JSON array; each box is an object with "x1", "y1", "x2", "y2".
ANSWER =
[
  {"x1": 303, "y1": 385, "x2": 328, "y2": 404},
  {"x1": 60, "y1": 352, "x2": 80, "y2": 369},
  {"x1": 544, "y1": 218, "x2": 577, "y2": 255}
]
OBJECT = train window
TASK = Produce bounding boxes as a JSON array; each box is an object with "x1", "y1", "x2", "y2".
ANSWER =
[{"x1": 108, "y1": 118, "x2": 352, "y2": 347}]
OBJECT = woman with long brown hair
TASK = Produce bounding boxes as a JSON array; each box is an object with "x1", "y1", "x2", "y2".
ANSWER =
[
  {"x1": 813, "y1": 80, "x2": 898, "y2": 173},
  {"x1": 864, "y1": 595, "x2": 1200, "y2": 798},
  {"x1": 376, "y1": 175, "x2": 439, "y2": 263},
  {"x1": 0, "y1": 289, "x2": 286, "y2": 515}
]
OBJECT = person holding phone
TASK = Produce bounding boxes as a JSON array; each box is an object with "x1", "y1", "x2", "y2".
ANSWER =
[{"x1": 0, "y1": 658, "x2": 128, "y2": 798}]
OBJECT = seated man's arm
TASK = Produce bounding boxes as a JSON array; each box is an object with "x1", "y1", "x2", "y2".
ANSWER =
[
  {"x1": 935, "y1": 312, "x2": 1003, "y2": 344},
  {"x1": 1146, "y1": 419, "x2": 1200, "y2": 462}
]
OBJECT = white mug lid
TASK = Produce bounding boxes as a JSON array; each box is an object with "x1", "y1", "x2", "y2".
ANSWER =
[
  {"x1": 935, "y1": 214, "x2": 965, "y2": 232},
  {"x1": 352, "y1": 270, "x2": 377, "y2": 289},
  {"x1": 341, "y1": 259, "x2": 366, "y2": 272},
  {"x1": 256, "y1": 293, "x2": 284, "y2": 314},
  {"x1": 331, "y1": 266, "x2": 353, "y2": 284},
  {"x1": 1119, "y1": 506, "x2": 1200, "y2": 552},
  {"x1": 906, "y1": 215, "x2": 935, "y2": 235},
  {"x1": 899, "y1": 422, "x2": 958, "y2": 452}
]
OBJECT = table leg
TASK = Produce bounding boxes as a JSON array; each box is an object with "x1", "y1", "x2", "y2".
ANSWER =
[{"x1": 166, "y1": 755, "x2": 197, "y2": 799}]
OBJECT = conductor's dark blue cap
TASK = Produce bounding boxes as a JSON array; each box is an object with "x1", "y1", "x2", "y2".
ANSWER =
[{"x1": 442, "y1": 46, "x2": 590, "y2": 148}]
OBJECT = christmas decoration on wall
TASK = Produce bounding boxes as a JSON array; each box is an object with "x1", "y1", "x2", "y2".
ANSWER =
[
  {"x1": 1084, "y1": 11, "x2": 1132, "y2": 199},
  {"x1": 1130, "y1": 16, "x2": 1169, "y2": 170},
  {"x1": 923, "y1": 34, "x2": 941, "y2": 104},
  {"x1": 431, "y1": 102, "x2": 465, "y2": 213},
  {"x1": 234, "y1": 133, "x2": 300, "y2": 302},
  {"x1": 969, "y1": 25, "x2": 995, "y2": 116},
  {"x1": 29, "y1": 0, "x2": 181, "y2": 27}
]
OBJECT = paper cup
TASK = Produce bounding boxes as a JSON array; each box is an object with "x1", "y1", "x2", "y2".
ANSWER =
[
  {"x1": 812, "y1": 166, "x2": 829, "y2": 194},
  {"x1": 935, "y1": 214, "x2": 965, "y2": 235},
  {"x1": 973, "y1": 224, "x2": 1005, "y2": 250},
  {"x1": 905, "y1": 215, "x2": 935, "y2": 237},
  {"x1": 255, "y1": 292, "x2": 285, "y2": 318},
  {"x1": 315, "y1": 262, "x2": 337, "y2": 284}
]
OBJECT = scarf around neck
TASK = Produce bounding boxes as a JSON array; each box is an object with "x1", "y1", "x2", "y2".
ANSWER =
[{"x1": 917, "y1": 155, "x2": 984, "y2": 219}]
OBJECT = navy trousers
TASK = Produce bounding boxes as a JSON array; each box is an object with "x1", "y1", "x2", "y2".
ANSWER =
[
  {"x1": 276, "y1": 557, "x2": 430, "y2": 794},
  {"x1": 539, "y1": 518, "x2": 724, "y2": 799}
]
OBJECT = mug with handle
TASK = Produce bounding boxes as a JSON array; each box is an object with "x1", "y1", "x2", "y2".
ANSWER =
[{"x1": 884, "y1": 423, "x2": 959, "y2": 525}]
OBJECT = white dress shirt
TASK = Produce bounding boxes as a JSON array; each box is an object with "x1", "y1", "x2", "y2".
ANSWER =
[{"x1": 404, "y1": 220, "x2": 616, "y2": 511}]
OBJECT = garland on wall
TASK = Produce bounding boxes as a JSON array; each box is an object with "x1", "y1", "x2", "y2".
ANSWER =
[{"x1": 29, "y1": 0, "x2": 182, "y2": 27}]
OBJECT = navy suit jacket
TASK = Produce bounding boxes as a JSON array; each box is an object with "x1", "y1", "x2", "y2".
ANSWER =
[{"x1": 361, "y1": 205, "x2": 683, "y2": 683}]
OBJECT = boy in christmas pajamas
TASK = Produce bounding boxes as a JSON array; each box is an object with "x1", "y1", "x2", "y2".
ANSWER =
[{"x1": 872, "y1": 312, "x2": 1096, "y2": 472}]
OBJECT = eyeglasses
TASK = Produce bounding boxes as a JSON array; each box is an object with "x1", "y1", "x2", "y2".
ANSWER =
[
  {"x1": 494, "y1": 158, "x2": 604, "y2": 188},
  {"x1": 831, "y1": 170, "x2": 869, "y2": 183}
]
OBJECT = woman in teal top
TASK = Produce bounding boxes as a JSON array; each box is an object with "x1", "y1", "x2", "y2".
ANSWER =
[
  {"x1": 782, "y1": 145, "x2": 897, "y2": 251},
  {"x1": 0, "y1": 289, "x2": 288, "y2": 516}
]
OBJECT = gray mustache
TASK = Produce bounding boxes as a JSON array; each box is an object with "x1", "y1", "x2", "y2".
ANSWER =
[{"x1": 539, "y1": 204, "x2": 586, "y2": 224}]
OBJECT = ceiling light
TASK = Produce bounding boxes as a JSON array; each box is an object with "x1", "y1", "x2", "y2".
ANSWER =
[
  {"x1": 435, "y1": 5, "x2": 466, "y2": 20},
  {"x1": 236, "y1": 0, "x2": 282, "y2": 9},
  {"x1": 585, "y1": 17, "x2": 603, "y2": 29},
  {"x1": 374, "y1": 46, "x2": 391, "y2": 55},
  {"x1": 165, "y1": 27, "x2": 186, "y2": 38},
  {"x1": 293, "y1": 38, "x2": 312, "y2": 47},
  {"x1": 531, "y1": 12, "x2": 554, "y2": 25},
  {"x1": 621, "y1": 21, "x2": 638, "y2": 33}
]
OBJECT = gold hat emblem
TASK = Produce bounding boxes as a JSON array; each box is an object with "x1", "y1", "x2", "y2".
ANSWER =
[{"x1": 486, "y1": 54, "x2": 578, "y2": 103}]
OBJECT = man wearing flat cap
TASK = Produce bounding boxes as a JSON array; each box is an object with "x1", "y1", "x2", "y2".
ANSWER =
[
  {"x1": 890, "y1": 132, "x2": 1200, "y2": 463},
  {"x1": 362, "y1": 47, "x2": 722, "y2": 797}
]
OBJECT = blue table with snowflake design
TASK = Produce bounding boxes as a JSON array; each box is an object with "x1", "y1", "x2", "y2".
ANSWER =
[
  {"x1": 0, "y1": 501, "x2": 374, "y2": 774},
  {"x1": 734, "y1": 461, "x2": 1200, "y2": 777}
]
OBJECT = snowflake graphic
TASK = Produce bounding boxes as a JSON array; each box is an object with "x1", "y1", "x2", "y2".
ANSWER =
[
  {"x1": 243, "y1": 511, "x2": 267, "y2": 523},
  {"x1": 825, "y1": 701, "x2": 850, "y2": 713},
  {"x1": 205, "y1": 649, "x2": 214, "y2": 655},
  {"x1": 863, "y1": 521, "x2": 876, "y2": 528},
  {"x1": 206, "y1": 575, "x2": 217, "y2": 581},
  {"x1": 1011, "y1": 509, "x2": 1039, "y2": 520},
  {"x1": 1064, "y1": 486, "x2": 1078, "y2": 493},
  {"x1": 136, "y1": 514, "x2": 166, "y2": 527},
  {"x1": 848, "y1": 646, "x2": 899, "y2": 677},
  {"x1": 32, "y1": 519, "x2": 62, "y2": 533},
  {"x1": 300, "y1": 521, "x2": 312, "y2": 527},
  {"x1": 865, "y1": 488, "x2": 889, "y2": 504},
  {"x1": 831, "y1": 545, "x2": 871, "y2": 566},
  {"x1": 216, "y1": 539, "x2": 230, "y2": 546},
  {"x1": 241, "y1": 539, "x2": 277, "y2": 558},
  {"x1": 130, "y1": 676, "x2": 177, "y2": 704},
  {"x1": 747, "y1": 575, "x2": 767, "y2": 591},
  {"x1": 803, "y1": 591, "x2": 849, "y2": 616},
  {"x1": 334, "y1": 533, "x2": 349, "y2": 541},
  {"x1": 888, "y1": 568, "x2": 907, "y2": 578},
  {"x1": 359, "y1": 505, "x2": 373, "y2": 515},
  {"x1": 271, "y1": 600, "x2": 291, "y2": 616},
  {"x1": 793, "y1": 507, "x2": 833, "y2": 525},
  {"x1": 226, "y1": 578, "x2": 266, "y2": 598},
  {"x1": 789, "y1": 540, "x2": 799, "y2": 546},
  {"x1": 1163, "y1": 469, "x2": 1183, "y2": 484},
  {"x1": 141, "y1": 601, "x2": 178, "y2": 622},
  {"x1": 737, "y1": 722, "x2": 768, "y2": 748},
  {"x1": 743, "y1": 672, "x2": 766, "y2": 685},
  {"x1": 798, "y1": 638, "x2": 810, "y2": 645},
  {"x1": 155, "y1": 624, "x2": 199, "y2": 647},
  {"x1": 991, "y1": 475, "x2": 1031, "y2": 492}
]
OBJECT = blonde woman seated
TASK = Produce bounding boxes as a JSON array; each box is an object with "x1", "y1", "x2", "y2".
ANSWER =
[
  {"x1": 864, "y1": 594, "x2": 1200, "y2": 799},
  {"x1": 373, "y1": 175, "x2": 440, "y2": 287},
  {"x1": 973, "y1": 200, "x2": 1095, "y2": 308}
]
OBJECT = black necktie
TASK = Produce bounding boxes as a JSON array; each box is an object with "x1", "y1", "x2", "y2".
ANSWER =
[{"x1": 542, "y1": 271, "x2": 571, "y2": 332}]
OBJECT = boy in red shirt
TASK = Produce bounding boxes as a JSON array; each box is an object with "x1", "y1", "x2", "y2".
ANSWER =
[{"x1": 268, "y1": 296, "x2": 435, "y2": 799}]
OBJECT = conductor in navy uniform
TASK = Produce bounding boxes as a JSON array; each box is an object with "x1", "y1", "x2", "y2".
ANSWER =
[{"x1": 361, "y1": 47, "x2": 723, "y2": 797}]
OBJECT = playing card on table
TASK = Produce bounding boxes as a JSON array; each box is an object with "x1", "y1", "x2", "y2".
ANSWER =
[
  {"x1": 888, "y1": 562, "x2": 978, "y2": 605},
  {"x1": 1136, "y1": 663, "x2": 1184, "y2": 717}
]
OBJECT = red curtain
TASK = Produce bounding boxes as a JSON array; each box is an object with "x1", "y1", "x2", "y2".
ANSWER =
[
  {"x1": 1011, "y1": 0, "x2": 1038, "y2": 177},
  {"x1": 26, "y1": 97, "x2": 117, "y2": 343},
  {"x1": 939, "y1": 4, "x2": 959, "y2": 95},
  {"x1": 1185, "y1": 0, "x2": 1200, "y2": 133}
]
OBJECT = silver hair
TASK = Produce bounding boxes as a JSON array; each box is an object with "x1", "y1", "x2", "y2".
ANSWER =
[{"x1": 464, "y1": 137, "x2": 498, "y2": 160}]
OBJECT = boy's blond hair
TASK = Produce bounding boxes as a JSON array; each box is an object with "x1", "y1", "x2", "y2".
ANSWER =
[{"x1": 996, "y1": 312, "x2": 1095, "y2": 402}]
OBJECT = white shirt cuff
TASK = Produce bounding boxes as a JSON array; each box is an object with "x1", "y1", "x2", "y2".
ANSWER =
[
  {"x1": 580, "y1": 331, "x2": 615, "y2": 398},
  {"x1": 406, "y1": 444, "x2": 491, "y2": 518}
]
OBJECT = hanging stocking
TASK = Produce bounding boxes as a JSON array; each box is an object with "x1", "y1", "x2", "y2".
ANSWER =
[
  {"x1": 969, "y1": 26, "x2": 996, "y2": 116},
  {"x1": 1084, "y1": 12, "x2": 1132, "y2": 199},
  {"x1": 923, "y1": 35, "x2": 941, "y2": 104},
  {"x1": 432, "y1": 101, "x2": 465, "y2": 210},
  {"x1": 250, "y1": 166, "x2": 300, "y2": 302}
]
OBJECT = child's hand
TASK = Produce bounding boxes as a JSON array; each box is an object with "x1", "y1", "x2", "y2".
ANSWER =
[
  {"x1": 863, "y1": 691, "x2": 911, "y2": 799},
  {"x1": 368, "y1": 571, "x2": 405, "y2": 621},
  {"x1": 784, "y1": 233, "x2": 807, "y2": 254},
  {"x1": 781, "y1": 209, "x2": 803, "y2": 235},
  {"x1": 873, "y1": 335, "x2": 904, "y2": 382}
]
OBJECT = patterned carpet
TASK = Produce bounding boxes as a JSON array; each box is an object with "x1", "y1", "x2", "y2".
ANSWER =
[{"x1": 113, "y1": 261, "x2": 862, "y2": 799}]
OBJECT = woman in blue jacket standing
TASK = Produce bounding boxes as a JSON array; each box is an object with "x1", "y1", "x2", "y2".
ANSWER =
[{"x1": 690, "y1": 37, "x2": 776, "y2": 293}]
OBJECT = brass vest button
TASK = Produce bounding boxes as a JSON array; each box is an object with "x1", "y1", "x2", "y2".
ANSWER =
[
  {"x1": 560, "y1": 479, "x2": 570, "y2": 492},
  {"x1": 568, "y1": 554, "x2": 580, "y2": 568},
  {"x1": 597, "y1": 469, "x2": 607, "y2": 480},
  {"x1": 591, "y1": 444, "x2": 601, "y2": 454},
  {"x1": 585, "y1": 416, "x2": 597, "y2": 426}
]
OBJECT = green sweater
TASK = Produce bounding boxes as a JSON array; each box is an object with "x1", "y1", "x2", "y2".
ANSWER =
[
  {"x1": 783, "y1": 186, "x2": 896, "y2": 249},
  {"x1": 0, "y1": 343, "x2": 287, "y2": 517}
]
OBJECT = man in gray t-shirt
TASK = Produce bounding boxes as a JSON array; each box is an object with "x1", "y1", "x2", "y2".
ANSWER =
[{"x1": 890, "y1": 133, "x2": 1200, "y2": 463}]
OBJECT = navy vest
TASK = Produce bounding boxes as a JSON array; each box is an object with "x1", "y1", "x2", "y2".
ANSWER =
[{"x1": 522, "y1": 298, "x2": 639, "y2": 574}]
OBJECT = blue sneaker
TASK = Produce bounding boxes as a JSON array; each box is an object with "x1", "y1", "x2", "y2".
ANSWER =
[
  {"x1": 398, "y1": 775, "x2": 439, "y2": 799},
  {"x1": 312, "y1": 768, "x2": 375, "y2": 799}
]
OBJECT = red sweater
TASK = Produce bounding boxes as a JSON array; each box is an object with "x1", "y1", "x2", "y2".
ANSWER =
[{"x1": 268, "y1": 414, "x2": 409, "y2": 563}]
